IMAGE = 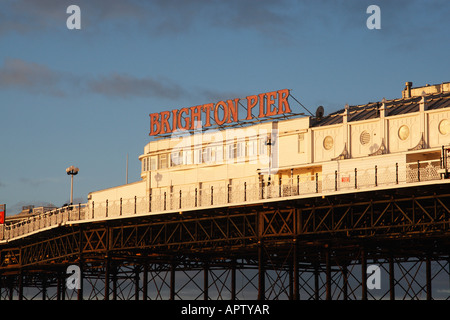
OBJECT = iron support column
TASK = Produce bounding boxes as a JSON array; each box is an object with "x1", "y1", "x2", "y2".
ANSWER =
[
  {"x1": 231, "y1": 259, "x2": 236, "y2": 300},
  {"x1": 314, "y1": 263, "x2": 319, "y2": 300},
  {"x1": 426, "y1": 255, "x2": 432, "y2": 300},
  {"x1": 57, "y1": 269, "x2": 64, "y2": 301},
  {"x1": 258, "y1": 241, "x2": 265, "y2": 300},
  {"x1": 389, "y1": 255, "x2": 395, "y2": 300},
  {"x1": 78, "y1": 226, "x2": 84, "y2": 301},
  {"x1": 77, "y1": 262, "x2": 83, "y2": 301},
  {"x1": 361, "y1": 247, "x2": 367, "y2": 300},
  {"x1": 203, "y1": 262, "x2": 209, "y2": 300},
  {"x1": 257, "y1": 210, "x2": 265, "y2": 301},
  {"x1": 143, "y1": 263, "x2": 148, "y2": 301},
  {"x1": 170, "y1": 261, "x2": 176, "y2": 300},
  {"x1": 42, "y1": 274, "x2": 47, "y2": 301},
  {"x1": 18, "y1": 269, "x2": 23, "y2": 301},
  {"x1": 112, "y1": 263, "x2": 117, "y2": 301},
  {"x1": 325, "y1": 247, "x2": 331, "y2": 300},
  {"x1": 343, "y1": 264, "x2": 348, "y2": 301},
  {"x1": 292, "y1": 238, "x2": 299, "y2": 300},
  {"x1": 135, "y1": 265, "x2": 140, "y2": 301},
  {"x1": 104, "y1": 257, "x2": 110, "y2": 300}
]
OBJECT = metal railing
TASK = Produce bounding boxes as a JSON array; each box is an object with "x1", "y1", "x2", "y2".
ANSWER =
[
  {"x1": 0, "y1": 160, "x2": 444, "y2": 242},
  {"x1": 0, "y1": 204, "x2": 87, "y2": 241}
]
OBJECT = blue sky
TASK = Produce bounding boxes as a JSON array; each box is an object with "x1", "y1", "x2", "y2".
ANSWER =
[{"x1": 1, "y1": 0, "x2": 449, "y2": 215}]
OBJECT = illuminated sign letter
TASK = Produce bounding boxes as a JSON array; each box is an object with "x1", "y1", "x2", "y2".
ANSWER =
[
  {"x1": 277, "y1": 89, "x2": 291, "y2": 114},
  {"x1": 160, "y1": 111, "x2": 171, "y2": 134},
  {"x1": 214, "y1": 101, "x2": 229, "y2": 126},
  {"x1": 265, "y1": 91, "x2": 278, "y2": 116},
  {"x1": 172, "y1": 109, "x2": 179, "y2": 132},
  {"x1": 149, "y1": 113, "x2": 161, "y2": 136},
  {"x1": 203, "y1": 103, "x2": 214, "y2": 127},
  {"x1": 190, "y1": 105, "x2": 202, "y2": 130},
  {"x1": 177, "y1": 107, "x2": 191, "y2": 131},
  {"x1": 227, "y1": 98, "x2": 239, "y2": 123},
  {"x1": 258, "y1": 93, "x2": 266, "y2": 118},
  {"x1": 246, "y1": 95, "x2": 258, "y2": 120}
]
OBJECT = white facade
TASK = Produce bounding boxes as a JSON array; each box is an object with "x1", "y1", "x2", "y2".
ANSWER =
[{"x1": 87, "y1": 82, "x2": 450, "y2": 218}]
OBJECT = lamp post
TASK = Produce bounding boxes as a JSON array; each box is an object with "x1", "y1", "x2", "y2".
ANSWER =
[
  {"x1": 265, "y1": 137, "x2": 275, "y2": 186},
  {"x1": 66, "y1": 165, "x2": 79, "y2": 205}
]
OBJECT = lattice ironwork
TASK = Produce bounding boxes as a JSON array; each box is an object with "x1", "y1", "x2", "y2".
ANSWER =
[{"x1": 2, "y1": 186, "x2": 450, "y2": 300}]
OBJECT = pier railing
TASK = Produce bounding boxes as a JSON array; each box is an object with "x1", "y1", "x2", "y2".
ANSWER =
[{"x1": 0, "y1": 160, "x2": 444, "y2": 242}]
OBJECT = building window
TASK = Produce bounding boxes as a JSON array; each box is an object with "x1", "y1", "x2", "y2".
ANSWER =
[
  {"x1": 227, "y1": 143, "x2": 236, "y2": 160},
  {"x1": 298, "y1": 133, "x2": 305, "y2": 153},
  {"x1": 259, "y1": 137, "x2": 267, "y2": 155},
  {"x1": 202, "y1": 147, "x2": 212, "y2": 163},
  {"x1": 236, "y1": 141, "x2": 245, "y2": 158},
  {"x1": 171, "y1": 151, "x2": 183, "y2": 167},
  {"x1": 248, "y1": 139, "x2": 257, "y2": 157},
  {"x1": 183, "y1": 150, "x2": 193, "y2": 165},
  {"x1": 211, "y1": 145, "x2": 223, "y2": 163},
  {"x1": 150, "y1": 156, "x2": 157, "y2": 170},
  {"x1": 194, "y1": 148, "x2": 202, "y2": 164},
  {"x1": 159, "y1": 153, "x2": 168, "y2": 169}
]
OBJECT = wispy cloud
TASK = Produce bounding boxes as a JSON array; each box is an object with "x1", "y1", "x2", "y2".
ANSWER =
[
  {"x1": 0, "y1": 58, "x2": 66, "y2": 96},
  {"x1": 0, "y1": 0, "x2": 296, "y2": 37},
  {"x1": 2, "y1": 0, "x2": 448, "y2": 52},
  {"x1": 88, "y1": 73, "x2": 187, "y2": 100},
  {"x1": 19, "y1": 177, "x2": 62, "y2": 188},
  {"x1": 0, "y1": 57, "x2": 242, "y2": 101}
]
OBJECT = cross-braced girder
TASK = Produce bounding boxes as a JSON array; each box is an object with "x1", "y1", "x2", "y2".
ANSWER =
[{"x1": 2, "y1": 187, "x2": 450, "y2": 300}]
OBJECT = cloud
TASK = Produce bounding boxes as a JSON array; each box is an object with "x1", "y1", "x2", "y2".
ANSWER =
[
  {"x1": 19, "y1": 177, "x2": 62, "y2": 188},
  {"x1": 0, "y1": 0, "x2": 67, "y2": 34},
  {"x1": 0, "y1": 58, "x2": 67, "y2": 96},
  {"x1": 0, "y1": 0, "x2": 298, "y2": 38},
  {"x1": 1, "y1": 0, "x2": 449, "y2": 43},
  {"x1": 0, "y1": 57, "x2": 249, "y2": 101},
  {"x1": 196, "y1": 88, "x2": 249, "y2": 103},
  {"x1": 88, "y1": 73, "x2": 187, "y2": 100},
  {"x1": 0, "y1": 58, "x2": 184, "y2": 100}
]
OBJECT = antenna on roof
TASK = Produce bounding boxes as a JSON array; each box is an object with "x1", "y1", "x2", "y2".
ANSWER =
[
  {"x1": 316, "y1": 106, "x2": 324, "y2": 119},
  {"x1": 126, "y1": 153, "x2": 128, "y2": 184}
]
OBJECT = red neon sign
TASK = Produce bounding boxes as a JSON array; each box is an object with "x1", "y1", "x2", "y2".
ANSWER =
[{"x1": 149, "y1": 89, "x2": 291, "y2": 136}]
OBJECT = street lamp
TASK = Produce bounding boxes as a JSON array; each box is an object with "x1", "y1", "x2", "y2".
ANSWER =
[
  {"x1": 66, "y1": 165, "x2": 79, "y2": 205},
  {"x1": 265, "y1": 137, "x2": 275, "y2": 186}
]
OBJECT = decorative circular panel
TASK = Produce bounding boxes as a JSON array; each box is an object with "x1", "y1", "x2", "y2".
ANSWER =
[
  {"x1": 398, "y1": 125, "x2": 409, "y2": 141},
  {"x1": 439, "y1": 119, "x2": 450, "y2": 135},
  {"x1": 323, "y1": 136, "x2": 334, "y2": 150},
  {"x1": 360, "y1": 131, "x2": 370, "y2": 145}
]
